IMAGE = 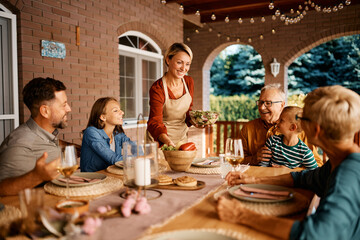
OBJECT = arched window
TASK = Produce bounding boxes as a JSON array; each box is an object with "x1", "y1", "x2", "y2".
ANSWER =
[{"x1": 119, "y1": 31, "x2": 163, "y2": 124}]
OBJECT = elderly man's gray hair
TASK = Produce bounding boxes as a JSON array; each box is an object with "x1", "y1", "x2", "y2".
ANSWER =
[{"x1": 260, "y1": 83, "x2": 285, "y2": 101}]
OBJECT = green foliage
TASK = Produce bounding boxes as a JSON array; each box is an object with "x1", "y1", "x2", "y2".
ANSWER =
[
  {"x1": 210, "y1": 94, "x2": 260, "y2": 121},
  {"x1": 210, "y1": 45, "x2": 265, "y2": 96}
]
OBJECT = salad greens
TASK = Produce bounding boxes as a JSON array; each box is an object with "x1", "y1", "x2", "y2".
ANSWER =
[{"x1": 189, "y1": 110, "x2": 219, "y2": 126}]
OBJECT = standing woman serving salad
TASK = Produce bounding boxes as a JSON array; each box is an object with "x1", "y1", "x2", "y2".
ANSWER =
[{"x1": 147, "y1": 43, "x2": 198, "y2": 147}]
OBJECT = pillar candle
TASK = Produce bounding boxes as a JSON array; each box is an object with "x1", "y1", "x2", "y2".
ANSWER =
[{"x1": 135, "y1": 158, "x2": 151, "y2": 186}]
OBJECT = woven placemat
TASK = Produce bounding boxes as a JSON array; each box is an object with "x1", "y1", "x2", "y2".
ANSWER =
[
  {"x1": 106, "y1": 165, "x2": 124, "y2": 175},
  {"x1": 0, "y1": 205, "x2": 22, "y2": 226},
  {"x1": 217, "y1": 189, "x2": 310, "y2": 217},
  {"x1": 186, "y1": 166, "x2": 221, "y2": 175},
  {"x1": 44, "y1": 176, "x2": 123, "y2": 197},
  {"x1": 139, "y1": 228, "x2": 253, "y2": 240}
]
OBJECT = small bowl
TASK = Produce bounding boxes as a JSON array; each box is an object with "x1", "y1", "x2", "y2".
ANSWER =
[
  {"x1": 55, "y1": 199, "x2": 89, "y2": 214},
  {"x1": 163, "y1": 150, "x2": 197, "y2": 171},
  {"x1": 189, "y1": 110, "x2": 219, "y2": 126}
]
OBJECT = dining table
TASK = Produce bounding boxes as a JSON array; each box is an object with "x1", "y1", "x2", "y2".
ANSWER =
[{"x1": 0, "y1": 165, "x2": 313, "y2": 240}]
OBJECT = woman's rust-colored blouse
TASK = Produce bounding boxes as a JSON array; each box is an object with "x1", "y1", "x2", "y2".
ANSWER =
[{"x1": 147, "y1": 75, "x2": 194, "y2": 144}]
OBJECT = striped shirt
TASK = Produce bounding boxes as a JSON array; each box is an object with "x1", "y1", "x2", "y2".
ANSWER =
[{"x1": 265, "y1": 135, "x2": 318, "y2": 169}]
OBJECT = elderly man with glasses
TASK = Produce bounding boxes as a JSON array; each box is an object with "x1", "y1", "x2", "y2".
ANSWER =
[{"x1": 239, "y1": 84, "x2": 322, "y2": 166}]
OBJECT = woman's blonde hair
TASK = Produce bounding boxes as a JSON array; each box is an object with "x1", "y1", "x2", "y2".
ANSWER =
[
  {"x1": 164, "y1": 43, "x2": 193, "y2": 67},
  {"x1": 303, "y1": 85, "x2": 360, "y2": 141}
]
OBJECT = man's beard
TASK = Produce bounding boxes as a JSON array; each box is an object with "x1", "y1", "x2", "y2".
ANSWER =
[{"x1": 52, "y1": 120, "x2": 68, "y2": 129}]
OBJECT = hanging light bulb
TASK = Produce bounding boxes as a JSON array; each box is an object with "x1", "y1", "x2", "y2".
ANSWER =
[
  {"x1": 226, "y1": 36, "x2": 230, "y2": 41},
  {"x1": 327, "y1": 7, "x2": 332, "y2": 13},
  {"x1": 208, "y1": 27, "x2": 213, "y2": 32},
  {"x1": 217, "y1": 32, "x2": 221, "y2": 37},
  {"x1": 186, "y1": 37, "x2": 190, "y2": 42},
  {"x1": 311, "y1": 2, "x2": 315, "y2": 7},
  {"x1": 195, "y1": 10, "x2": 200, "y2": 16},
  {"x1": 304, "y1": 1, "x2": 308, "y2": 5},
  {"x1": 322, "y1": 7, "x2": 327, "y2": 13},
  {"x1": 161, "y1": 0, "x2": 166, "y2": 5},
  {"x1": 345, "y1": 0, "x2": 351, "y2": 5},
  {"x1": 298, "y1": 5, "x2": 303, "y2": 10},
  {"x1": 179, "y1": 4, "x2": 184, "y2": 12},
  {"x1": 225, "y1": 16, "x2": 230, "y2": 23},
  {"x1": 305, "y1": 6, "x2": 309, "y2": 11},
  {"x1": 259, "y1": 34, "x2": 264, "y2": 40},
  {"x1": 280, "y1": 14, "x2": 286, "y2": 21},
  {"x1": 338, "y1": 3, "x2": 344, "y2": 9},
  {"x1": 272, "y1": 15, "x2": 276, "y2": 20},
  {"x1": 333, "y1": 6, "x2": 338, "y2": 12},
  {"x1": 236, "y1": 38, "x2": 240, "y2": 43},
  {"x1": 300, "y1": 14, "x2": 304, "y2": 19},
  {"x1": 290, "y1": 9, "x2": 294, "y2": 14},
  {"x1": 211, "y1": 13, "x2": 216, "y2": 20},
  {"x1": 238, "y1": 17, "x2": 243, "y2": 24},
  {"x1": 303, "y1": 10, "x2": 307, "y2": 15},
  {"x1": 195, "y1": 29, "x2": 199, "y2": 34},
  {"x1": 269, "y1": 1, "x2": 275, "y2": 10},
  {"x1": 275, "y1": 9, "x2": 281, "y2": 16},
  {"x1": 271, "y1": 28, "x2": 276, "y2": 34},
  {"x1": 261, "y1": 16, "x2": 265, "y2": 22},
  {"x1": 248, "y1": 38, "x2": 252, "y2": 43},
  {"x1": 250, "y1": 17, "x2": 255, "y2": 23}
]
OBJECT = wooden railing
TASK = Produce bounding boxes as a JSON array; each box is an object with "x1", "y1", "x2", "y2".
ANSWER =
[
  {"x1": 205, "y1": 121, "x2": 360, "y2": 162},
  {"x1": 205, "y1": 120, "x2": 248, "y2": 157}
]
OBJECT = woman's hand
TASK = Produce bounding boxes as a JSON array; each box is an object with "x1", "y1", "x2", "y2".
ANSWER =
[{"x1": 190, "y1": 119, "x2": 206, "y2": 129}]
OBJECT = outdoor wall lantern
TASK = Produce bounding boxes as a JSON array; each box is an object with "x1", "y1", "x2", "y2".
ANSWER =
[{"x1": 270, "y1": 58, "x2": 280, "y2": 77}]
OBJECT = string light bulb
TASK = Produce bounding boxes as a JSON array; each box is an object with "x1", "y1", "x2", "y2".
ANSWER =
[
  {"x1": 225, "y1": 16, "x2": 230, "y2": 23},
  {"x1": 238, "y1": 18, "x2": 243, "y2": 24},
  {"x1": 186, "y1": 37, "x2": 190, "y2": 42},
  {"x1": 338, "y1": 3, "x2": 344, "y2": 9},
  {"x1": 226, "y1": 36, "x2": 230, "y2": 41},
  {"x1": 345, "y1": 0, "x2": 351, "y2": 5},
  {"x1": 195, "y1": 10, "x2": 200, "y2": 16},
  {"x1": 208, "y1": 27, "x2": 213, "y2": 32},
  {"x1": 261, "y1": 16, "x2": 265, "y2": 22},
  {"x1": 179, "y1": 4, "x2": 184, "y2": 12},
  {"x1": 217, "y1": 32, "x2": 221, "y2": 37},
  {"x1": 275, "y1": 9, "x2": 281, "y2": 16},
  {"x1": 250, "y1": 17, "x2": 254, "y2": 23},
  {"x1": 290, "y1": 9, "x2": 294, "y2": 14},
  {"x1": 248, "y1": 38, "x2": 252, "y2": 43},
  {"x1": 272, "y1": 15, "x2": 276, "y2": 20},
  {"x1": 211, "y1": 13, "x2": 216, "y2": 20},
  {"x1": 269, "y1": 1, "x2": 275, "y2": 10},
  {"x1": 161, "y1": 0, "x2": 166, "y2": 5},
  {"x1": 236, "y1": 38, "x2": 240, "y2": 43},
  {"x1": 272, "y1": 28, "x2": 276, "y2": 34},
  {"x1": 280, "y1": 14, "x2": 286, "y2": 21},
  {"x1": 259, "y1": 34, "x2": 264, "y2": 40},
  {"x1": 195, "y1": 29, "x2": 199, "y2": 34},
  {"x1": 333, "y1": 6, "x2": 338, "y2": 12}
]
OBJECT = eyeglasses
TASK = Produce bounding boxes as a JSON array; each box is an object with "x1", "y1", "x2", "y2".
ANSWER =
[
  {"x1": 295, "y1": 114, "x2": 311, "y2": 122},
  {"x1": 256, "y1": 100, "x2": 283, "y2": 107}
]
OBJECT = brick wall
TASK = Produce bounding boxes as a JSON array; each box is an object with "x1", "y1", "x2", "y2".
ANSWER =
[
  {"x1": 185, "y1": 4, "x2": 360, "y2": 110},
  {"x1": 4, "y1": 0, "x2": 183, "y2": 145}
]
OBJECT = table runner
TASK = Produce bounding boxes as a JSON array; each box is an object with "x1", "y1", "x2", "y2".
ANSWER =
[{"x1": 78, "y1": 171, "x2": 224, "y2": 240}]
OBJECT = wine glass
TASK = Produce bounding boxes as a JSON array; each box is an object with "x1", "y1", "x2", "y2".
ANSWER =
[
  {"x1": 58, "y1": 145, "x2": 78, "y2": 199},
  {"x1": 225, "y1": 138, "x2": 244, "y2": 172}
]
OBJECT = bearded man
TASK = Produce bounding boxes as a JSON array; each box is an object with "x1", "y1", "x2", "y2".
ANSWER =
[{"x1": 0, "y1": 77, "x2": 71, "y2": 190}]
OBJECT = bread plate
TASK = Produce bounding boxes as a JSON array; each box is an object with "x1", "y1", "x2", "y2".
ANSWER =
[
  {"x1": 154, "y1": 180, "x2": 205, "y2": 191},
  {"x1": 52, "y1": 172, "x2": 107, "y2": 187},
  {"x1": 191, "y1": 157, "x2": 220, "y2": 168}
]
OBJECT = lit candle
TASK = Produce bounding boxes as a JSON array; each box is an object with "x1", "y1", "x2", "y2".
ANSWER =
[{"x1": 135, "y1": 158, "x2": 151, "y2": 186}]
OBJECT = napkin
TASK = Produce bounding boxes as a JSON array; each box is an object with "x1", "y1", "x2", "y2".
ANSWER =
[
  {"x1": 195, "y1": 159, "x2": 219, "y2": 166},
  {"x1": 57, "y1": 176, "x2": 101, "y2": 184},
  {"x1": 233, "y1": 185, "x2": 291, "y2": 200}
]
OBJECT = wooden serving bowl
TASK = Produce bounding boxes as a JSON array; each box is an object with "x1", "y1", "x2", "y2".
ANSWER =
[
  {"x1": 163, "y1": 150, "x2": 197, "y2": 171},
  {"x1": 55, "y1": 199, "x2": 89, "y2": 214}
]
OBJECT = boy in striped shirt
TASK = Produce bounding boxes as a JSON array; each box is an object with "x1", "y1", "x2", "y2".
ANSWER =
[{"x1": 262, "y1": 106, "x2": 318, "y2": 169}]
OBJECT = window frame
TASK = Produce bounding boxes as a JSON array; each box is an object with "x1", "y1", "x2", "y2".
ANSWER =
[{"x1": 118, "y1": 31, "x2": 163, "y2": 126}]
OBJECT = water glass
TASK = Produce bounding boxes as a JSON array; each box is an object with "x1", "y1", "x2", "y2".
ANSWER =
[
  {"x1": 19, "y1": 188, "x2": 44, "y2": 232},
  {"x1": 219, "y1": 153, "x2": 231, "y2": 179}
]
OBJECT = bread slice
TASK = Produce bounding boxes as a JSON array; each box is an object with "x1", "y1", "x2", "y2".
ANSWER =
[
  {"x1": 174, "y1": 176, "x2": 197, "y2": 187},
  {"x1": 158, "y1": 174, "x2": 173, "y2": 185}
]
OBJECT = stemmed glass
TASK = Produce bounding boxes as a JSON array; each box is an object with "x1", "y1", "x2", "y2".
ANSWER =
[
  {"x1": 57, "y1": 145, "x2": 78, "y2": 199},
  {"x1": 225, "y1": 138, "x2": 244, "y2": 172}
]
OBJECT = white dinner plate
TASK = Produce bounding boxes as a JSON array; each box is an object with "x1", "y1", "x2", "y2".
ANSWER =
[
  {"x1": 228, "y1": 184, "x2": 294, "y2": 203},
  {"x1": 51, "y1": 172, "x2": 107, "y2": 187},
  {"x1": 140, "y1": 229, "x2": 237, "y2": 240},
  {"x1": 191, "y1": 157, "x2": 220, "y2": 168}
]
